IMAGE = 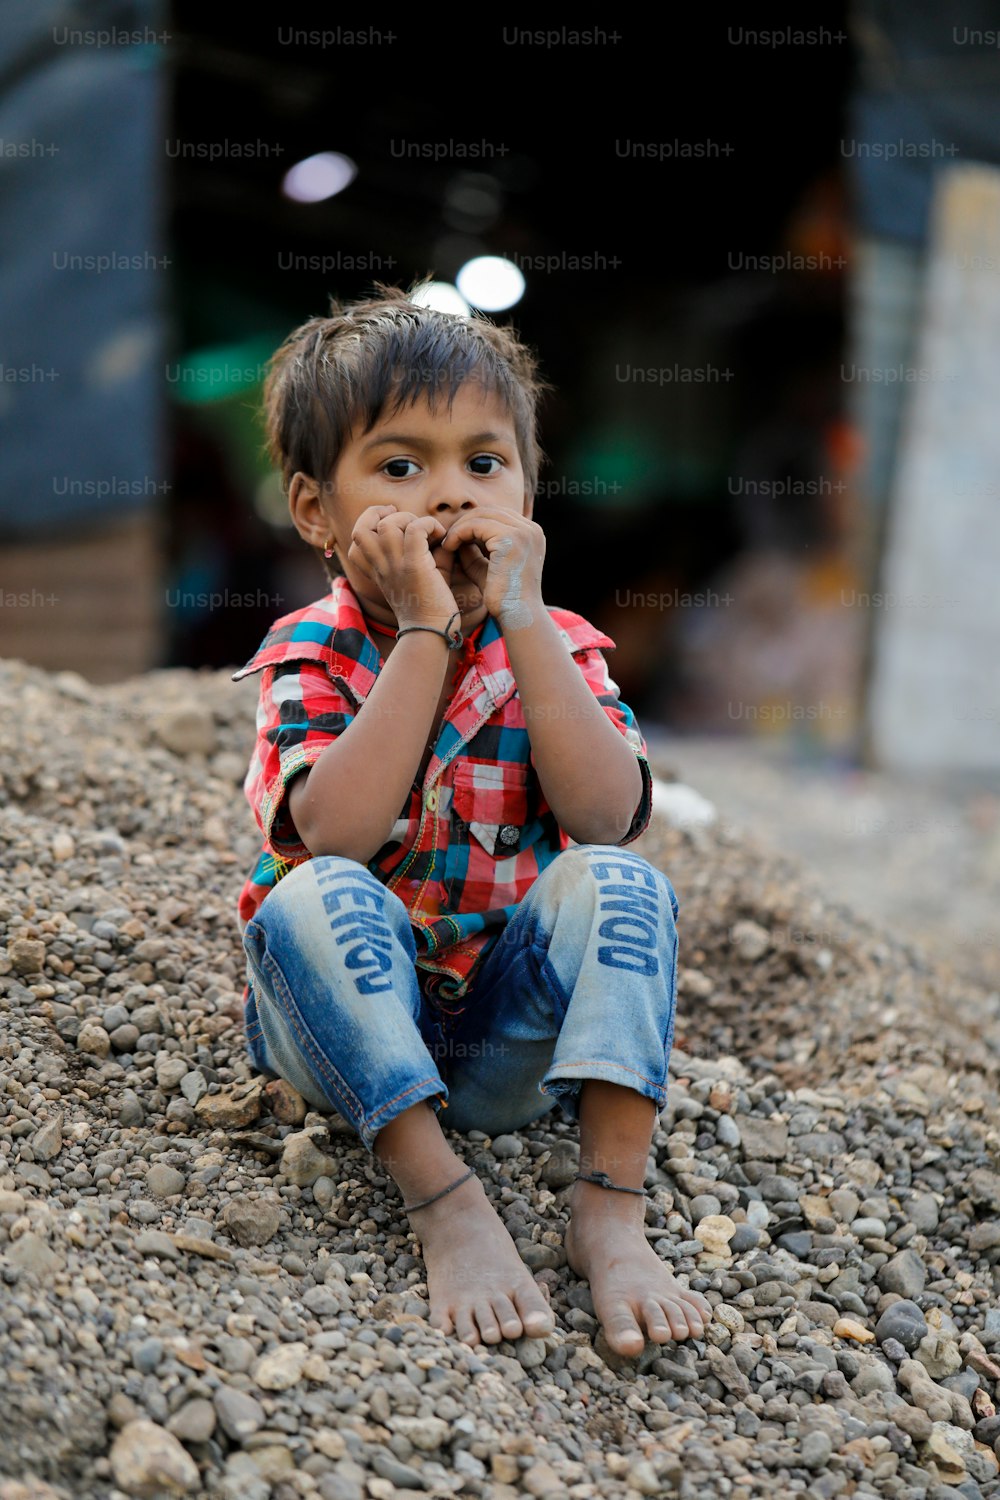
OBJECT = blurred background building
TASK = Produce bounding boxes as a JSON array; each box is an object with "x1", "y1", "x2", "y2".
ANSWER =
[{"x1": 1, "y1": 0, "x2": 999, "y2": 776}]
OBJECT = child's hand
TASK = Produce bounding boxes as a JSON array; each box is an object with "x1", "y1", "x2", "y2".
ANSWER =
[
  {"x1": 348, "y1": 506, "x2": 460, "y2": 631},
  {"x1": 441, "y1": 508, "x2": 545, "y2": 629}
]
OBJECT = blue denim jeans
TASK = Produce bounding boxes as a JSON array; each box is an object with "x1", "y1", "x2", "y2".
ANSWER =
[{"x1": 241, "y1": 843, "x2": 680, "y2": 1154}]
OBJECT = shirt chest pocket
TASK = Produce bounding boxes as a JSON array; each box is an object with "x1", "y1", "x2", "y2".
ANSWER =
[{"x1": 450, "y1": 762, "x2": 541, "y2": 858}]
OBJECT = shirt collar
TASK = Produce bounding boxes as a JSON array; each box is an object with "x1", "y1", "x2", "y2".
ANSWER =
[{"x1": 230, "y1": 575, "x2": 615, "y2": 705}]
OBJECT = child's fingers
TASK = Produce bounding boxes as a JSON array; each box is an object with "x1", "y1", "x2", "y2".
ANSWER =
[
  {"x1": 441, "y1": 513, "x2": 500, "y2": 547},
  {"x1": 405, "y1": 514, "x2": 447, "y2": 540},
  {"x1": 350, "y1": 510, "x2": 395, "y2": 552},
  {"x1": 352, "y1": 505, "x2": 398, "y2": 541},
  {"x1": 402, "y1": 520, "x2": 437, "y2": 553},
  {"x1": 350, "y1": 514, "x2": 407, "y2": 567}
]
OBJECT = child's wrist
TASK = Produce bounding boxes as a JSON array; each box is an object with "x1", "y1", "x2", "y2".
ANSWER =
[{"x1": 395, "y1": 611, "x2": 463, "y2": 646}]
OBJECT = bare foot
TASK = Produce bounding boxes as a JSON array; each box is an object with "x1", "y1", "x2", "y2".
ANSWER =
[
  {"x1": 409, "y1": 1172, "x2": 556, "y2": 1347},
  {"x1": 564, "y1": 1179, "x2": 714, "y2": 1357}
]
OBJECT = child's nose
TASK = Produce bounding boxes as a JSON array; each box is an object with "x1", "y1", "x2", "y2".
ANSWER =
[{"x1": 430, "y1": 491, "x2": 478, "y2": 521}]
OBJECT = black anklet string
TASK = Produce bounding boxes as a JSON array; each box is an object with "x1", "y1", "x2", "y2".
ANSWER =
[
  {"x1": 574, "y1": 1170, "x2": 646, "y2": 1197},
  {"x1": 402, "y1": 1165, "x2": 476, "y2": 1214}
]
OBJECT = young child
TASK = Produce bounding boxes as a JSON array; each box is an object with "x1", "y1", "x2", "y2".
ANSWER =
[{"x1": 230, "y1": 281, "x2": 712, "y2": 1356}]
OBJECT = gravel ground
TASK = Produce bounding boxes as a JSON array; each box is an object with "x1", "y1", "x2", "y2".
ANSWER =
[
  {"x1": 649, "y1": 729, "x2": 1000, "y2": 997},
  {"x1": 1, "y1": 656, "x2": 999, "y2": 1500}
]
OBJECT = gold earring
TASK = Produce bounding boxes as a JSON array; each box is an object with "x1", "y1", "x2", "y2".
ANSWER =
[{"x1": 323, "y1": 537, "x2": 334, "y2": 558}]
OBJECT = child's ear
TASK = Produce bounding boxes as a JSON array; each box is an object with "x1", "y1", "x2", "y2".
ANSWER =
[{"x1": 288, "y1": 472, "x2": 326, "y2": 545}]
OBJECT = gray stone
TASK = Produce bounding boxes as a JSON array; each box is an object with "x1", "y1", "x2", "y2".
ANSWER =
[
  {"x1": 513, "y1": 1336, "x2": 547, "y2": 1368},
  {"x1": 222, "y1": 1195, "x2": 280, "y2": 1248},
  {"x1": 519, "y1": 1242, "x2": 561, "y2": 1271},
  {"x1": 119, "y1": 1089, "x2": 145, "y2": 1126},
  {"x1": 915, "y1": 1330, "x2": 962, "y2": 1380},
  {"x1": 800, "y1": 1431, "x2": 833, "y2": 1470},
  {"x1": 966, "y1": 1170, "x2": 1000, "y2": 1212},
  {"x1": 795, "y1": 1132, "x2": 846, "y2": 1158},
  {"x1": 5, "y1": 1232, "x2": 62, "y2": 1276},
  {"x1": 302, "y1": 1283, "x2": 349, "y2": 1316},
  {"x1": 875, "y1": 1300, "x2": 928, "y2": 1352},
  {"x1": 214, "y1": 1336, "x2": 256, "y2": 1375},
  {"x1": 758, "y1": 1174, "x2": 799, "y2": 1203},
  {"x1": 154, "y1": 1056, "x2": 188, "y2": 1090},
  {"x1": 907, "y1": 1192, "x2": 940, "y2": 1233},
  {"x1": 828, "y1": 1189, "x2": 861, "y2": 1222},
  {"x1": 893, "y1": 1403, "x2": 933, "y2": 1442},
  {"x1": 565, "y1": 1307, "x2": 597, "y2": 1334},
  {"x1": 110, "y1": 1024, "x2": 141, "y2": 1052},
  {"x1": 146, "y1": 1164, "x2": 185, "y2": 1199},
  {"x1": 981, "y1": 1307, "x2": 1000, "y2": 1346},
  {"x1": 131, "y1": 1005, "x2": 162, "y2": 1033},
  {"x1": 180, "y1": 1070, "x2": 208, "y2": 1106},
  {"x1": 312, "y1": 1175, "x2": 337, "y2": 1210},
  {"x1": 735, "y1": 1117, "x2": 788, "y2": 1160},
  {"x1": 214, "y1": 1386, "x2": 266, "y2": 1441},
  {"x1": 852, "y1": 1360, "x2": 896, "y2": 1395},
  {"x1": 167, "y1": 1398, "x2": 216, "y2": 1443},
  {"x1": 132, "y1": 1337, "x2": 164, "y2": 1374},
  {"x1": 940, "y1": 1369, "x2": 981, "y2": 1401},
  {"x1": 134, "y1": 1230, "x2": 179, "y2": 1260},
  {"x1": 371, "y1": 1452, "x2": 427, "y2": 1489},
  {"x1": 852, "y1": 1217, "x2": 888, "y2": 1239},
  {"x1": 968, "y1": 1221, "x2": 1000, "y2": 1253},
  {"x1": 490, "y1": 1134, "x2": 523, "y2": 1159},
  {"x1": 776, "y1": 1231, "x2": 812, "y2": 1258},
  {"x1": 540, "y1": 1140, "x2": 579, "y2": 1189},
  {"x1": 877, "y1": 1249, "x2": 927, "y2": 1299},
  {"x1": 30, "y1": 1113, "x2": 64, "y2": 1162},
  {"x1": 316, "y1": 1477, "x2": 365, "y2": 1500},
  {"x1": 280, "y1": 1131, "x2": 340, "y2": 1186}
]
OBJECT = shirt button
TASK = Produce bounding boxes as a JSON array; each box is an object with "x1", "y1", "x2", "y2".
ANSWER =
[
  {"x1": 425, "y1": 788, "x2": 439, "y2": 810},
  {"x1": 499, "y1": 825, "x2": 519, "y2": 846}
]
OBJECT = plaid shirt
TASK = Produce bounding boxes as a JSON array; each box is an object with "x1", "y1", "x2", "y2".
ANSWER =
[{"x1": 231, "y1": 577, "x2": 653, "y2": 1020}]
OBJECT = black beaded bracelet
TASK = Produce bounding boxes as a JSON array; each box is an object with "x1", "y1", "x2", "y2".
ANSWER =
[{"x1": 395, "y1": 611, "x2": 464, "y2": 650}]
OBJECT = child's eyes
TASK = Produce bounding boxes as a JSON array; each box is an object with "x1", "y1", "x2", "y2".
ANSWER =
[
  {"x1": 380, "y1": 454, "x2": 505, "y2": 479},
  {"x1": 469, "y1": 454, "x2": 504, "y2": 475}
]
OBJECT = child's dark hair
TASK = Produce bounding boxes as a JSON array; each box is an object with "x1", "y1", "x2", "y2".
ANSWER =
[{"x1": 262, "y1": 275, "x2": 553, "y2": 583}]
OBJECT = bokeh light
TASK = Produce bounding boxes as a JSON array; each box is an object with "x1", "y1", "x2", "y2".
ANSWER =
[
  {"x1": 281, "y1": 152, "x2": 357, "y2": 203},
  {"x1": 456, "y1": 256, "x2": 525, "y2": 311}
]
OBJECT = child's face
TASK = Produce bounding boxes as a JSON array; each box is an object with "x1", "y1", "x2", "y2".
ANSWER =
[{"x1": 317, "y1": 380, "x2": 532, "y2": 626}]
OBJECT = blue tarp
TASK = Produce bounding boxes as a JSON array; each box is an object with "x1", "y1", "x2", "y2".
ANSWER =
[
  {"x1": 0, "y1": 0, "x2": 166, "y2": 539},
  {"x1": 850, "y1": 0, "x2": 1000, "y2": 244}
]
